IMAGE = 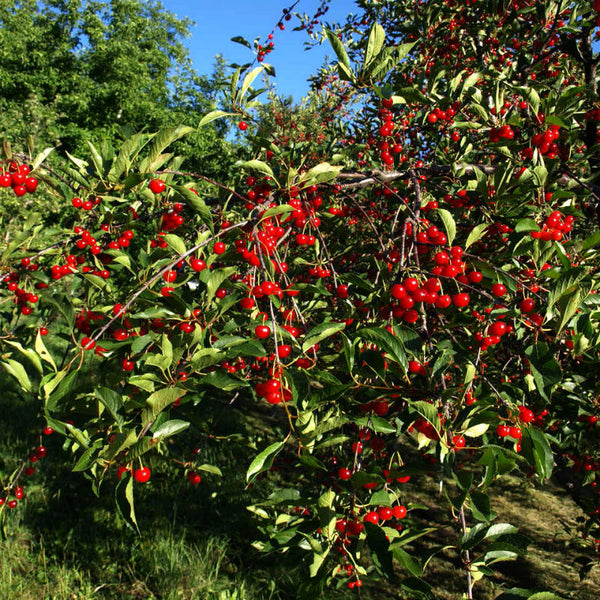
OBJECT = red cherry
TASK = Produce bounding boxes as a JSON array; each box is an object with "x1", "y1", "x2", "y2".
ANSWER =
[
  {"x1": 518, "y1": 406, "x2": 534, "y2": 423},
  {"x1": 378, "y1": 506, "x2": 393, "y2": 521},
  {"x1": 81, "y1": 337, "x2": 95, "y2": 350},
  {"x1": 163, "y1": 269, "x2": 177, "y2": 283},
  {"x1": 255, "y1": 325, "x2": 271, "y2": 339},
  {"x1": 363, "y1": 511, "x2": 379, "y2": 525},
  {"x1": 468, "y1": 271, "x2": 483, "y2": 283},
  {"x1": 488, "y1": 321, "x2": 507, "y2": 336},
  {"x1": 452, "y1": 293, "x2": 470, "y2": 308},
  {"x1": 452, "y1": 435, "x2": 466, "y2": 449},
  {"x1": 336, "y1": 284, "x2": 349, "y2": 299},
  {"x1": 187, "y1": 471, "x2": 202, "y2": 485},
  {"x1": 117, "y1": 466, "x2": 130, "y2": 480},
  {"x1": 392, "y1": 505, "x2": 407, "y2": 519},
  {"x1": 122, "y1": 359, "x2": 135, "y2": 372},
  {"x1": 190, "y1": 258, "x2": 206, "y2": 272},
  {"x1": 277, "y1": 344, "x2": 292, "y2": 359},
  {"x1": 238, "y1": 121, "x2": 248, "y2": 131},
  {"x1": 213, "y1": 241, "x2": 226, "y2": 255},
  {"x1": 338, "y1": 467, "x2": 352, "y2": 481},
  {"x1": 149, "y1": 179, "x2": 166, "y2": 194},
  {"x1": 133, "y1": 467, "x2": 151, "y2": 483},
  {"x1": 492, "y1": 283, "x2": 507, "y2": 297},
  {"x1": 391, "y1": 284, "x2": 406, "y2": 299},
  {"x1": 240, "y1": 297, "x2": 255, "y2": 310},
  {"x1": 508, "y1": 426, "x2": 522, "y2": 439},
  {"x1": 519, "y1": 298, "x2": 535, "y2": 313}
]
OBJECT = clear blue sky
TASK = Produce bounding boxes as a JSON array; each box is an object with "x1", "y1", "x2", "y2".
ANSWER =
[{"x1": 161, "y1": 0, "x2": 355, "y2": 102}]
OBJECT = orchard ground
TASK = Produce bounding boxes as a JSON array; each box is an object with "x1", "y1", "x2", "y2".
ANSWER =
[{"x1": 1, "y1": 386, "x2": 598, "y2": 600}]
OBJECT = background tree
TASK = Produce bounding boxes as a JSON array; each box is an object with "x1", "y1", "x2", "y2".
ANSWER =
[{"x1": 0, "y1": 0, "x2": 235, "y2": 178}]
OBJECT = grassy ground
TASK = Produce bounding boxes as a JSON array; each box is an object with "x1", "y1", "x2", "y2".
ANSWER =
[{"x1": 0, "y1": 389, "x2": 598, "y2": 599}]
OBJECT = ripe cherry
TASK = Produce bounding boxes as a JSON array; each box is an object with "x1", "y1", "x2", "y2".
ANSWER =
[
  {"x1": 452, "y1": 293, "x2": 470, "y2": 308},
  {"x1": 492, "y1": 283, "x2": 507, "y2": 297},
  {"x1": 190, "y1": 258, "x2": 206, "y2": 272},
  {"x1": 122, "y1": 359, "x2": 135, "y2": 372},
  {"x1": 238, "y1": 121, "x2": 248, "y2": 131},
  {"x1": 338, "y1": 467, "x2": 352, "y2": 480},
  {"x1": 363, "y1": 511, "x2": 379, "y2": 524},
  {"x1": 240, "y1": 297, "x2": 255, "y2": 310},
  {"x1": 378, "y1": 506, "x2": 393, "y2": 521},
  {"x1": 187, "y1": 471, "x2": 202, "y2": 485},
  {"x1": 452, "y1": 435, "x2": 466, "y2": 449},
  {"x1": 149, "y1": 179, "x2": 166, "y2": 194},
  {"x1": 255, "y1": 325, "x2": 271, "y2": 339},
  {"x1": 213, "y1": 241, "x2": 226, "y2": 255},
  {"x1": 133, "y1": 467, "x2": 151, "y2": 483},
  {"x1": 393, "y1": 505, "x2": 407, "y2": 519},
  {"x1": 277, "y1": 344, "x2": 292, "y2": 359}
]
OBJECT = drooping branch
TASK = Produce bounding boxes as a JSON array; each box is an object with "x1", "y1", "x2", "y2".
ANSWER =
[{"x1": 336, "y1": 164, "x2": 597, "y2": 196}]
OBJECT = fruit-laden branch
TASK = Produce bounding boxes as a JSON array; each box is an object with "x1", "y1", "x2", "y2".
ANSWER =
[{"x1": 337, "y1": 165, "x2": 599, "y2": 197}]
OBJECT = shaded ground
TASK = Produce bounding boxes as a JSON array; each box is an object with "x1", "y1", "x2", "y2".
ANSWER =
[{"x1": 0, "y1": 390, "x2": 598, "y2": 599}]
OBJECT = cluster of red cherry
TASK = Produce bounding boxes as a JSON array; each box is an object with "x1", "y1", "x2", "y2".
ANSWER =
[{"x1": 0, "y1": 160, "x2": 38, "y2": 197}]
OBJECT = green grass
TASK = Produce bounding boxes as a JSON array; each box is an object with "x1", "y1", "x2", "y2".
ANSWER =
[{"x1": 0, "y1": 390, "x2": 598, "y2": 599}]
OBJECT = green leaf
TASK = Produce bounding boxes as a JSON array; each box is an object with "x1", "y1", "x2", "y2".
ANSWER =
[
  {"x1": 364, "y1": 22, "x2": 386, "y2": 67},
  {"x1": 86, "y1": 141, "x2": 104, "y2": 178},
  {"x1": 461, "y1": 522, "x2": 490, "y2": 551},
  {"x1": 299, "y1": 162, "x2": 344, "y2": 187},
  {"x1": 197, "y1": 463, "x2": 223, "y2": 476},
  {"x1": 393, "y1": 547, "x2": 423, "y2": 578},
  {"x1": 247, "y1": 440, "x2": 285, "y2": 483},
  {"x1": 242, "y1": 159, "x2": 274, "y2": 178},
  {"x1": 436, "y1": 208, "x2": 456, "y2": 245},
  {"x1": 524, "y1": 343, "x2": 562, "y2": 401},
  {"x1": 145, "y1": 387, "x2": 187, "y2": 419},
  {"x1": 237, "y1": 66, "x2": 265, "y2": 103},
  {"x1": 486, "y1": 523, "x2": 518, "y2": 538},
  {"x1": 302, "y1": 321, "x2": 346, "y2": 352},
  {"x1": 35, "y1": 332, "x2": 57, "y2": 371},
  {"x1": 465, "y1": 223, "x2": 489, "y2": 249},
  {"x1": 5, "y1": 340, "x2": 42, "y2": 374},
  {"x1": 206, "y1": 267, "x2": 237, "y2": 304},
  {"x1": 556, "y1": 288, "x2": 584, "y2": 334},
  {"x1": 171, "y1": 185, "x2": 214, "y2": 232},
  {"x1": 357, "y1": 327, "x2": 408, "y2": 370},
  {"x1": 230, "y1": 36, "x2": 251, "y2": 49},
  {"x1": 2, "y1": 359, "x2": 31, "y2": 392},
  {"x1": 32, "y1": 147, "x2": 54, "y2": 171},
  {"x1": 325, "y1": 28, "x2": 351, "y2": 68},
  {"x1": 198, "y1": 110, "x2": 236, "y2": 128},
  {"x1": 142, "y1": 126, "x2": 193, "y2": 170},
  {"x1": 94, "y1": 387, "x2": 124, "y2": 426},
  {"x1": 163, "y1": 233, "x2": 187, "y2": 255},
  {"x1": 521, "y1": 427, "x2": 554, "y2": 480},
  {"x1": 200, "y1": 371, "x2": 248, "y2": 391},
  {"x1": 115, "y1": 476, "x2": 139, "y2": 534},
  {"x1": 399, "y1": 577, "x2": 436, "y2": 600},
  {"x1": 365, "y1": 521, "x2": 395, "y2": 579},
  {"x1": 152, "y1": 419, "x2": 190, "y2": 439},
  {"x1": 411, "y1": 401, "x2": 440, "y2": 433}
]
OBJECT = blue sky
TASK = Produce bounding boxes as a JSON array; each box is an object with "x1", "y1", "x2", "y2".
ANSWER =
[{"x1": 162, "y1": 0, "x2": 354, "y2": 101}]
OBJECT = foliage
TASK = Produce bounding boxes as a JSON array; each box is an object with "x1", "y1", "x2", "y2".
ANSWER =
[
  {"x1": 0, "y1": 0, "x2": 234, "y2": 178},
  {"x1": 1, "y1": 1, "x2": 600, "y2": 599}
]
